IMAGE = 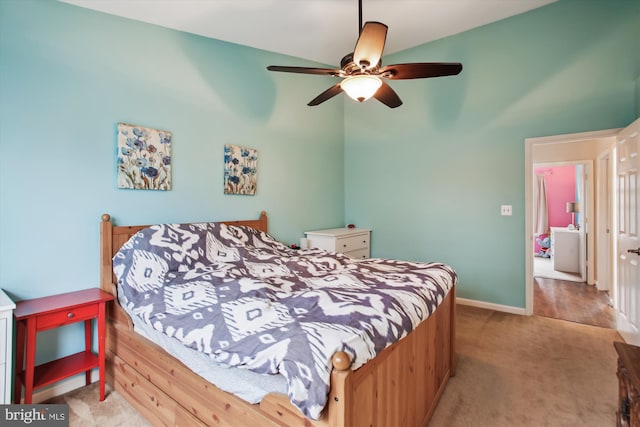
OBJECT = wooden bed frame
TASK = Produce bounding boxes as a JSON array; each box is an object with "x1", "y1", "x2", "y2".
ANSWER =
[{"x1": 99, "y1": 211, "x2": 456, "y2": 427}]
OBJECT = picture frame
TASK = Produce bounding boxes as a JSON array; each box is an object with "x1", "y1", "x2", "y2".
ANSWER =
[
  {"x1": 117, "y1": 123, "x2": 172, "y2": 191},
  {"x1": 224, "y1": 144, "x2": 257, "y2": 195}
]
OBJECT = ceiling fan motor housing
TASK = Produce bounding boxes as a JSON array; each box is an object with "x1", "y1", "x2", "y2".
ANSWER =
[{"x1": 340, "y1": 53, "x2": 380, "y2": 76}]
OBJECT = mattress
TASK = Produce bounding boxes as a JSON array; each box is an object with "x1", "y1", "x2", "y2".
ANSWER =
[{"x1": 130, "y1": 313, "x2": 288, "y2": 403}]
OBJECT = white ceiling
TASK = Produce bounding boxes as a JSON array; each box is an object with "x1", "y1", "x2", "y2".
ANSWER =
[{"x1": 60, "y1": 0, "x2": 557, "y2": 66}]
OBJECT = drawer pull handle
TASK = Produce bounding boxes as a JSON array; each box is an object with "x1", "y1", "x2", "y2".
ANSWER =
[
  {"x1": 343, "y1": 244, "x2": 347, "y2": 248},
  {"x1": 67, "y1": 312, "x2": 74, "y2": 319}
]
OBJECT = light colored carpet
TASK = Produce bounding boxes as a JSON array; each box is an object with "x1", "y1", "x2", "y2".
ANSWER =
[
  {"x1": 429, "y1": 305, "x2": 621, "y2": 427},
  {"x1": 46, "y1": 383, "x2": 151, "y2": 427},
  {"x1": 534, "y1": 256, "x2": 582, "y2": 282},
  {"x1": 47, "y1": 305, "x2": 622, "y2": 426}
]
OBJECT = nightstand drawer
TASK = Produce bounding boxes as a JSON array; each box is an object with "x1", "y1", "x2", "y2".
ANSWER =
[
  {"x1": 37, "y1": 303, "x2": 99, "y2": 330},
  {"x1": 345, "y1": 248, "x2": 369, "y2": 259},
  {"x1": 336, "y1": 234, "x2": 370, "y2": 252},
  {"x1": 306, "y1": 228, "x2": 371, "y2": 259}
]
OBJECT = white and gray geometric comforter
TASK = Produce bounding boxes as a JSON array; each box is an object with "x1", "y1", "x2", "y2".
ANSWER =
[{"x1": 113, "y1": 222, "x2": 457, "y2": 420}]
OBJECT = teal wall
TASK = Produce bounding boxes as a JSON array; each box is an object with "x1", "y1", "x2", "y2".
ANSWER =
[
  {"x1": 0, "y1": 0, "x2": 344, "y2": 363},
  {"x1": 345, "y1": 0, "x2": 640, "y2": 308},
  {"x1": 1, "y1": 0, "x2": 638, "y2": 369}
]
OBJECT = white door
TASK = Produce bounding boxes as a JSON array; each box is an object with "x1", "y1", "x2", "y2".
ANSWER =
[
  {"x1": 577, "y1": 163, "x2": 588, "y2": 281},
  {"x1": 596, "y1": 152, "x2": 611, "y2": 291},
  {"x1": 616, "y1": 118, "x2": 640, "y2": 345}
]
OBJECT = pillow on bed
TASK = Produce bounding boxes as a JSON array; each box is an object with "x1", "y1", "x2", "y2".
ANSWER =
[
  {"x1": 222, "y1": 225, "x2": 282, "y2": 248},
  {"x1": 127, "y1": 222, "x2": 250, "y2": 269},
  {"x1": 113, "y1": 223, "x2": 210, "y2": 295},
  {"x1": 145, "y1": 222, "x2": 210, "y2": 271},
  {"x1": 205, "y1": 224, "x2": 291, "y2": 263},
  {"x1": 114, "y1": 221, "x2": 293, "y2": 294}
]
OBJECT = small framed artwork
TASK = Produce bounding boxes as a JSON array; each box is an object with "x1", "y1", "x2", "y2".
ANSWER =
[
  {"x1": 224, "y1": 144, "x2": 257, "y2": 195},
  {"x1": 117, "y1": 123, "x2": 172, "y2": 190}
]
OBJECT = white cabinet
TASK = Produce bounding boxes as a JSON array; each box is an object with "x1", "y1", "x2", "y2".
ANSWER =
[
  {"x1": 551, "y1": 227, "x2": 581, "y2": 273},
  {"x1": 0, "y1": 289, "x2": 15, "y2": 404},
  {"x1": 305, "y1": 228, "x2": 371, "y2": 259}
]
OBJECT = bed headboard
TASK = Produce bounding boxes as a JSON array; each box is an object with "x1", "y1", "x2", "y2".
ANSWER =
[{"x1": 99, "y1": 211, "x2": 268, "y2": 294}]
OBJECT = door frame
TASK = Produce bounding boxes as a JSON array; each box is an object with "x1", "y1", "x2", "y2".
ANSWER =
[{"x1": 524, "y1": 128, "x2": 620, "y2": 315}]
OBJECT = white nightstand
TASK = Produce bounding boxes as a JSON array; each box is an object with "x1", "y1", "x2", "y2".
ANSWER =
[
  {"x1": 550, "y1": 227, "x2": 581, "y2": 273},
  {"x1": 0, "y1": 289, "x2": 15, "y2": 404},
  {"x1": 305, "y1": 228, "x2": 371, "y2": 259}
]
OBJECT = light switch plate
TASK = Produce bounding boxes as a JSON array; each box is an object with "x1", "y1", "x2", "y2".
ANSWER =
[{"x1": 501, "y1": 205, "x2": 512, "y2": 216}]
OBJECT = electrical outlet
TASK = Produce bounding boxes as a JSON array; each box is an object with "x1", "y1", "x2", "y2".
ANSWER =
[{"x1": 501, "y1": 205, "x2": 512, "y2": 216}]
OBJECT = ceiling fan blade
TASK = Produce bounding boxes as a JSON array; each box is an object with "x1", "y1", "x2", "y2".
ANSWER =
[
  {"x1": 380, "y1": 62, "x2": 463, "y2": 80},
  {"x1": 373, "y1": 81, "x2": 402, "y2": 108},
  {"x1": 353, "y1": 21, "x2": 388, "y2": 70},
  {"x1": 308, "y1": 84, "x2": 344, "y2": 106},
  {"x1": 267, "y1": 65, "x2": 341, "y2": 76}
]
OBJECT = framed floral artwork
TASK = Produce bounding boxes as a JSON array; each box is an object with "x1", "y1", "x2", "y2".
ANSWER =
[
  {"x1": 116, "y1": 123, "x2": 172, "y2": 190},
  {"x1": 224, "y1": 144, "x2": 257, "y2": 195}
]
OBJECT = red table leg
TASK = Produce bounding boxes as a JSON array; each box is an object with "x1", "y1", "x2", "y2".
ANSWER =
[
  {"x1": 84, "y1": 319, "x2": 92, "y2": 386},
  {"x1": 24, "y1": 318, "x2": 37, "y2": 404},
  {"x1": 98, "y1": 302, "x2": 106, "y2": 401},
  {"x1": 13, "y1": 320, "x2": 25, "y2": 403}
]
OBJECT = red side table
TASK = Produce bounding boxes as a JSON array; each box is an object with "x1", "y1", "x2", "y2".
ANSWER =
[{"x1": 13, "y1": 288, "x2": 114, "y2": 404}]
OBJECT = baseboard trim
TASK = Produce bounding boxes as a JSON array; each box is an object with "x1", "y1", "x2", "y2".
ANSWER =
[
  {"x1": 26, "y1": 370, "x2": 98, "y2": 404},
  {"x1": 457, "y1": 298, "x2": 526, "y2": 315}
]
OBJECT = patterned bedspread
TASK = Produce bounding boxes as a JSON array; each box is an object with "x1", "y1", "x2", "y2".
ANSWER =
[{"x1": 113, "y1": 222, "x2": 456, "y2": 420}]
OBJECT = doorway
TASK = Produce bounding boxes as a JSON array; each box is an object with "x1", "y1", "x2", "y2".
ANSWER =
[
  {"x1": 532, "y1": 161, "x2": 586, "y2": 282},
  {"x1": 524, "y1": 128, "x2": 620, "y2": 327},
  {"x1": 530, "y1": 160, "x2": 615, "y2": 327}
]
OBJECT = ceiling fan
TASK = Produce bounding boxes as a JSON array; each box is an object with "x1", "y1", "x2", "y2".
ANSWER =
[{"x1": 266, "y1": 0, "x2": 463, "y2": 108}]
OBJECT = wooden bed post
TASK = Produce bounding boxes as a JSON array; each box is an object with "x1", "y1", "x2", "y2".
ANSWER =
[
  {"x1": 327, "y1": 352, "x2": 351, "y2": 427},
  {"x1": 259, "y1": 211, "x2": 267, "y2": 233},
  {"x1": 100, "y1": 214, "x2": 114, "y2": 294}
]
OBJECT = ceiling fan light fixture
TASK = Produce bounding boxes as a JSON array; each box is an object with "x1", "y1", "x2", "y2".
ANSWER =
[{"x1": 341, "y1": 75, "x2": 382, "y2": 103}]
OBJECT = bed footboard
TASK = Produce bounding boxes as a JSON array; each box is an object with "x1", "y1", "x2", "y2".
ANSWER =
[
  {"x1": 260, "y1": 287, "x2": 456, "y2": 427},
  {"x1": 334, "y1": 287, "x2": 455, "y2": 427}
]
